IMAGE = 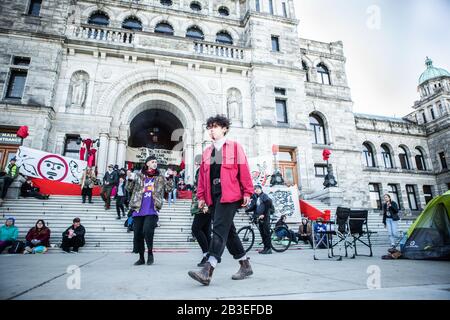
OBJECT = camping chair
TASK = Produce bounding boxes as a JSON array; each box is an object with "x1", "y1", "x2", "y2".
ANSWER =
[
  {"x1": 312, "y1": 219, "x2": 341, "y2": 261},
  {"x1": 330, "y1": 207, "x2": 355, "y2": 259},
  {"x1": 348, "y1": 210, "x2": 376, "y2": 257}
]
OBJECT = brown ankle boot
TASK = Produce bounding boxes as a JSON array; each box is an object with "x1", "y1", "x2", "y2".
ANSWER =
[
  {"x1": 231, "y1": 258, "x2": 253, "y2": 280},
  {"x1": 188, "y1": 262, "x2": 214, "y2": 285}
]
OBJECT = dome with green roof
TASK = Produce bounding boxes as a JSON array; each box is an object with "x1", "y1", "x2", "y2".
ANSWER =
[{"x1": 418, "y1": 57, "x2": 450, "y2": 85}]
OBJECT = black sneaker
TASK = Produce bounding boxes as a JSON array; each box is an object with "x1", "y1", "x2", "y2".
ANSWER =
[
  {"x1": 259, "y1": 248, "x2": 272, "y2": 254},
  {"x1": 134, "y1": 259, "x2": 145, "y2": 266},
  {"x1": 147, "y1": 254, "x2": 154, "y2": 265}
]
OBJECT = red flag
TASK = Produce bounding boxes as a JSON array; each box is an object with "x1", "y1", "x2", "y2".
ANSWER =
[
  {"x1": 16, "y1": 126, "x2": 29, "y2": 139},
  {"x1": 322, "y1": 149, "x2": 331, "y2": 161},
  {"x1": 272, "y1": 144, "x2": 279, "y2": 155}
]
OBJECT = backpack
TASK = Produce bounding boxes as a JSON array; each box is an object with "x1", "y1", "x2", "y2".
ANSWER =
[
  {"x1": 8, "y1": 240, "x2": 25, "y2": 254},
  {"x1": 268, "y1": 199, "x2": 275, "y2": 215}
]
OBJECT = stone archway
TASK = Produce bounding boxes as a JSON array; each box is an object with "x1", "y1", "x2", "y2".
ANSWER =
[{"x1": 95, "y1": 69, "x2": 209, "y2": 183}]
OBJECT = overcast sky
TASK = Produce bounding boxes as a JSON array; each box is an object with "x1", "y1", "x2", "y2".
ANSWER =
[{"x1": 295, "y1": 0, "x2": 450, "y2": 117}]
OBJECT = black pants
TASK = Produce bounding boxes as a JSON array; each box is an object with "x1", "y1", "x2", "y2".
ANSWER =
[
  {"x1": 81, "y1": 188, "x2": 93, "y2": 203},
  {"x1": 1, "y1": 176, "x2": 14, "y2": 199},
  {"x1": 208, "y1": 193, "x2": 246, "y2": 263},
  {"x1": 23, "y1": 191, "x2": 47, "y2": 200},
  {"x1": 101, "y1": 185, "x2": 113, "y2": 207},
  {"x1": 124, "y1": 190, "x2": 130, "y2": 208},
  {"x1": 0, "y1": 240, "x2": 13, "y2": 254},
  {"x1": 258, "y1": 217, "x2": 271, "y2": 250},
  {"x1": 61, "y1": 236, "x2": 85, "y2": 252},
  {"x1": 133, "y1": 215, "x2": 158, "y2": 255},
  {"x1": 116, "y1": 196, "x2": 125, "y2": 217},
  {"x1": 191, "y1": 212, "x2": 212, "y2": 254},
  {"x1": 299, "y1": 234, "x2": 313, "y2": 247}
]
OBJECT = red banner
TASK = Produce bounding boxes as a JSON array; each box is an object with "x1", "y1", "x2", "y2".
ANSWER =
[
  {"x1": 299, "y1": 200, "x2": 330, "y2": 221},
  {"x1": 31, "y1": 178, "x2": 101, "y2": 196}
]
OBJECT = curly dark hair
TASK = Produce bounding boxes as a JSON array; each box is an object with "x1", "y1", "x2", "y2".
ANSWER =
[{"x1": 206, "y1": 115, "x2": 231, "y2": 134}]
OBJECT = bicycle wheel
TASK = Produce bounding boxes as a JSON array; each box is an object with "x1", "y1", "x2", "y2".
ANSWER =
[
  {"x1": 237, "y1": 226, "x2": 255, "y2": 253},
  {"x1": 270, "y1": 226, "x2": 292, "y2": 252}
]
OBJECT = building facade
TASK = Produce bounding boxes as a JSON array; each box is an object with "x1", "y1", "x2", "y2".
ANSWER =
[{"x1": 0, "y1": 0, "x2": 449, "y2": 213}]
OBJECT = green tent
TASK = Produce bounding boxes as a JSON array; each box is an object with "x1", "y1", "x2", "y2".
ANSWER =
[{"x1": 401, "y1": 191, "x2": 450, "y2": 260}]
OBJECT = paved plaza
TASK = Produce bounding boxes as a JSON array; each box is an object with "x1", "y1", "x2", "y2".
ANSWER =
[{"x1": 1, "y1": 246, "x2": 449, "y2": 300}]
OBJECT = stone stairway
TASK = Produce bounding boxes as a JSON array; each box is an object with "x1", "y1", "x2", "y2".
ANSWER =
[
  {"x1": 0, "y1": 196, "x2": 197, "y2": 252},
  {"x1": 0, "y1": 196, "x2": 415, "y2": 253}
]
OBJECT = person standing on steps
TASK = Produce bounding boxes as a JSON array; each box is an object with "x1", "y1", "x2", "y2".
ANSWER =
[
  {"x1": 80, "y1": 167, "x2": 96, "y2": 204},
  {"x1": 129, "y1": 155, "x2": 165, "y2": 266},
  {"x1": 101, "y1": 164, "x2": 118, "y2": 210},
  {"x1": 188, "y1": 115, "x2": 254, "y2": 286},
  {"x1": 115, "y1": 174, "x2": 126, "y2": 219},
  {"x1": 1, "y1": 157, "x2": 19, "y2": 201}
]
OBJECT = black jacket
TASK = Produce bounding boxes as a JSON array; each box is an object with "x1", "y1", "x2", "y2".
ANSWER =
[
  {"x1": 20, "y1": 182, "x2": 39, "y2": 196},
  {"x1": 62, "y1": 225, "x2": 86, "y2": 245},
  {"x1": 382, "y1": 201, "x2": 400, "y2": 224},
  {"x1": 245, "y1": 192, "x2": 272, "y2": 220},
  {"x1": 103, "y1": 170, "x2": 118, "y2": 186}
]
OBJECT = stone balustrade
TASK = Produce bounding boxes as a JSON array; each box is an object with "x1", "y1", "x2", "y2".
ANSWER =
[{"x1": 66, "y1": 24, "x2": 249, "y2": 63}]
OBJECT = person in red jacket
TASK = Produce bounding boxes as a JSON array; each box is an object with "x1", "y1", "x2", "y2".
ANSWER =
[
  {"x1": 24, "y1": 219, "x2": 51, "y2": 253},
  {"x1": 188, "y1": 115, "x2": 254, "y2": 286}
]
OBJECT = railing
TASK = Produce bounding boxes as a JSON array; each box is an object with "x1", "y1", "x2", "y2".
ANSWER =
[
  {"x1": 67, "y1": 25, "x2": 249, "y2": 62},
  {"x1": 67, "y1": 24, "x2": 135, "y2": 45},
  {"x1": 194, "y1": 42, "x2": 246, "y2": 61}
]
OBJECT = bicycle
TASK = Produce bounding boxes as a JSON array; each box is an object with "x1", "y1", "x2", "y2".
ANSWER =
[{"x1": 237, "y1": 212, "x2": 292, "y2": 253}]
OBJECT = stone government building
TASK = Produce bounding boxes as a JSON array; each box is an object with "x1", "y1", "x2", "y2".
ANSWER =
[{"x1": 0, "y1": 0, "x2": 448, "y2": 214}]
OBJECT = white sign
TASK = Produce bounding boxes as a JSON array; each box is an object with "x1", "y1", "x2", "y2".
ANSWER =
[
  {"x1": 264, "y1": 185, "x2": 301, "y2": 224},
  {"x1": 126, "y1": 147, "x2": 182, "y2": 166},
  {"x1": 15, "y1": 146, "x2": 87, "y2": 184}
]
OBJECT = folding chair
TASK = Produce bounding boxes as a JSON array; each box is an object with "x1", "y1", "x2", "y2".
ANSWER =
[
  {"x1": 348, "y1": 210, "x2": 376, "y2": 257},
  {"x1": 312, "y1": 219, "x2": 341, "y2": 261},
  {"x1": 330, "y1": 207, "x2": 355, "y2": 259}
]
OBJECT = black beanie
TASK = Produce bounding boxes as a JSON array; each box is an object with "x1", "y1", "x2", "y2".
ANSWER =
[{"x1": 145, "y1": 155, "x2": 157, "y2": 163}]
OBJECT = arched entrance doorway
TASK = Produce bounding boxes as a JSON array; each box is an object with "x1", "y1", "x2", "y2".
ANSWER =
[
  {"x1": 127, "y1": 108, "x2": 184, "y2": 171},
  {"x1": 95, "y1": 68, "x2": 211, "y2": 184}
]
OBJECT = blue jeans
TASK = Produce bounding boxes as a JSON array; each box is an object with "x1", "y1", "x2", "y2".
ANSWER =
[
  {"x1": 168, "y1": 189, "x2": 177, "y2": 204},
  {"x1": 386, "y1": 218, "x2": 398, "y2": 246},
  {"x1": 275, "y1": 228, "x2": 288, "y2": 239}
]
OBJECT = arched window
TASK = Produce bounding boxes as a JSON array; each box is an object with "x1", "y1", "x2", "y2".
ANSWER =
[
  {"x1": 362, "y1": 143, "x2": 376, "y2": 167},
  {"x1": 415, "y1": 147, "x2": 427, "y2": 171},
  {"x1": 309, "y1": 114, "x2": 326, "y2": 144},
  {"x1": 218, "y1": 6, "x2": 230, "y2": 16},
  {"x1": 122, "y1": 17, "x2": 142, "y2": 31},
  {"x1": 317, "y1": 63, "x2": 331, "y2": 85},
  {"x1": 381, "y1": 144, "x2": 393, "y2": 168},
  {"x1": 155, "y1": 22, "x2": 174, "y2": 35},
  {"x1": 398, "y1": 146, "x2": 411, "y2": 170},
  {"x1": 216, "y1": 31, "x2": 233, "y2": 45},
  {"x1": 88, "y1": 11, "x2": 109, "y2": 26},
  {"x1": 160, "y1": 0, "x2": 173, "y2": 6},
  {"x1": 302, "y1": 61, "x2": 310, "y2": 82},
  {"x1": 190, "y1": 1, "x2": 202, "y2": 11},
  {"x1": 186, "y1": 26, "x2": 204, "y2": 40}
]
